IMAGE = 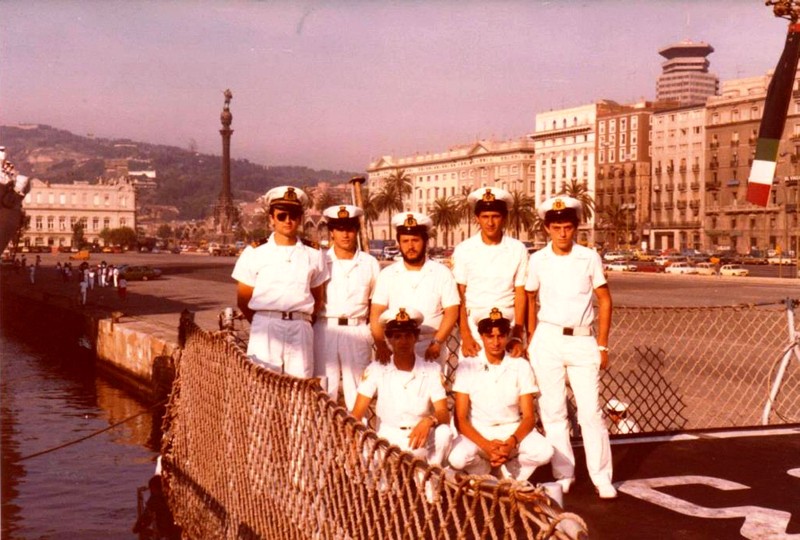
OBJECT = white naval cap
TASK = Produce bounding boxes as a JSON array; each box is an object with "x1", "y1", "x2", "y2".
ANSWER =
[
  {"x1": 322, "y1": 204, "x2": 363, "y2": 222},
  {"x1": 391, "y1": 212, "x2": 434, "y2": 235},
  {"x1": 379, "y1": 307, "x2": 424, "y2": 334},
  {"x1": 538, "y1": 196, "x2": 582, "y2": 221},
  {"x1": 264, "y1": 185, "x2": 309, "y2": 210},
  {"x1": 475, "y1": 307, "x2": 512, "y2": 333},
  {"x1": 605, "y1": 398, "x2": 629, "y2": 413},
  {"x1": 467, "y1": 186, "x2": 512, "y2": 213}
]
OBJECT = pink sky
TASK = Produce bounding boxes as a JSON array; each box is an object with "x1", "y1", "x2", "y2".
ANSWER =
[{"x1": 1, "y1": 1, "x2": 789, "y2": 171}]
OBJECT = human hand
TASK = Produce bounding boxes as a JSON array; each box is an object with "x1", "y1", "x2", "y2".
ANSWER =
[
  {"x1": 408, "y1": 417, "x2": 434, "y2": 449},
  {"x1": 460, "y1": 333, "x2": 481, "y2": 357},
  {"x1": 600, "y1": 349, "x2": 609, "y2": 370},
  {"x1": 424, "y1": 341, "x2": 441, "y2": 362}
]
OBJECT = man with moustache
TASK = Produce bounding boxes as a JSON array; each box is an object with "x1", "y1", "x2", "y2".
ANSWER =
[
  {"x1": 525, "y1": 196, "x2": 616, "y2": 499},
  {"x1": 232, "y1": 185, "x2": 328, "y2": 378},
  {"x1": 448, "y1": 307, "x2": 553, "y2": 481},
  {"x1": 370, "y1": 212, "x2": 460, "y2": 365},
  {"x1": 452, "y1": 187, "x2": 529, "y2": 359},
  {"x1": 314, "y1": 205, "x2": 381, "y2": 409}
]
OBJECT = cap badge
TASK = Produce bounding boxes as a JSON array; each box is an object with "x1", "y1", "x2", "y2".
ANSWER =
[
  {"x1": 395, "y1": 308, "x2": 410, "y2": 322},
  {"x1": 337, "y1": 206, "x2": 350, "y2": 219},
  {"x1": 403, "y1": 214, "x2": 418, "y2": 227},
  {"x1": 284, "y1": 187, "x2": 298, "y2": 202},
  {"x1": 489, "y1": 307, "x2": 502, "y2": 321},
  {"x1": 552, "y1": 198, "x2": 566, "y2": 211},
  {"x1": 481, "y1": 189, "x2": 495, "y2": 202}
]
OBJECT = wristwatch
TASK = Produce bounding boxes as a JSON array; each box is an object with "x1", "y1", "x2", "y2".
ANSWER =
[
  {"x1": 432, "y1": 337, "x2": 444, "y2": 346},
  {"x1": 598, "y1": 345, "x2": 610, "y2": 353}
]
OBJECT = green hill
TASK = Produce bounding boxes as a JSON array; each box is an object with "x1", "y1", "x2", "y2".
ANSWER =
[{"x1": 0, "y1": 124, "x2": 359, "y2": 219}]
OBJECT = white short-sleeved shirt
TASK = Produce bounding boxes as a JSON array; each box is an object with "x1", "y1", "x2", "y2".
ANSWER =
[
  {"x1": 319, "y1": 248, "x2": 380, "y2": 319},
  {"x1": 231, "y1": 237, "x2": 329, "y2": 314},
  {"x1": 357, "y1": 356, "x2": 447, "y2": 429},
  {"x1": 453, "y1": 351, "x2": 539, "y2": 426},
  {"x1": 372, "y1": 258, "x2": 460, "y2": 334},
  {"x1": 524, "y1": 242, "x2": 606, "y2": 329},
  {"x1": 452, "y1": 234, "x2": 528, "y2": 323}
]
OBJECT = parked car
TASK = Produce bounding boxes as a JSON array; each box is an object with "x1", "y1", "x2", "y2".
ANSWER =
[
  {"x1": 694, "y1": 262, "x2": 718, "y2": 276},
  {"x1": 383, "y1": 245, "x2": 400, "y2": 260},
  {"x1": 664, "y1": 262, "x2": 697, "y2": 275},
  {"x1": 719, "y1": 264, "x2": 749, "y2": 277},
  {"x1": 605, "y1": 261, "x2": 638, "y2": 272},
  {"x1": 118, "y1": 264, "x2": 162, "y2": 281},
  {"x1": 603, "y1": 251, "x2": 633, "y2": 262}
]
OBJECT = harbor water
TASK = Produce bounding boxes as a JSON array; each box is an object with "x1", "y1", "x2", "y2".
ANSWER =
[{"x1": 1, "y1": 326, "x2": 159, "y2": 539}]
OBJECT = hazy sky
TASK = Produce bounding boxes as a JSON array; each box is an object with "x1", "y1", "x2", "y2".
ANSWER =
[{"x1": 0, "y1": 1, "x2": 791, "y2": 171}]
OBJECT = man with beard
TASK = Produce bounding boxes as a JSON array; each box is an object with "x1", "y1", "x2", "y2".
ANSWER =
[
  {"x1": 370, "y1": 212, "x2": 459, "y2": 364},
  {"x1": 452, "y1": 186, "x2": 528, "y2": 359},
  {"x1": 314, "y1": 205, "x2": 381, "y2": 409}
]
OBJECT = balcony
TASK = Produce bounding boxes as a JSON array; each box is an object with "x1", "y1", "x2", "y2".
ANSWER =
[
  {"x1": 677, "y1": 183, "x2": 687, "y2": 192},
  {"x1": 689, "y1": 200, "x2": 700, "y2": 209},
  {"x1": 787, "y1": 203, "x2": 798, "y2": 212},
  {"x1": 666, "y1": 184, "x2": 675, "y2": 191},
  {"x1": 710, "y1": 161, "x2": 719, "y2": 170},
  {"x1": 677, "y1": 201, "x2": 687, "y2": 209},
  {"x1": 710, "y1": 141, "x2": 719, "y2": 149},
  {"x1": 690, "y1": 182, "x2": 700, "y2": 191},
  {"x1": 653, "y1": 184, "x2": 661, "y2": 192},
  {"x1": 627, "y1": 185, "x2": 636, "y2": 194},
  {"x1": 652, "y1": 202, "x2": 662, "y2": 210},
  {"x1": 727, "y1": 179, "x2": 740, "y2": 187},
  {"x1": 654, "y1": 167, "x2": 662, "y2": 175},
  {"x1": 692, "y1": 164, "x2": 700, "y2": 172},
  {"x1": 730, "y1": 140, "x2": 740, "y2": 147},
  {"x1": 666, "y1": 166, "x2": 675, "y2": 175},
  {"x1": 664, "y1": 202, "x2": 675, "y2": 210},
  {"x1": 786, "y1": 176, "x2": 799, "y2": 187},
  {"x1": 679, "y1": 165, "x2": 687, "y2": 173}
]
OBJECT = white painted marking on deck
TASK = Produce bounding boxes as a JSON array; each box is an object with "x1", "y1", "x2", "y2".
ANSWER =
[{"x1": 618, "y1": 476, "x2": 799, "y2": 539}]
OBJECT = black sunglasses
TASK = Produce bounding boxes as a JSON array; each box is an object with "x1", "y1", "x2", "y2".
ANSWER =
[{"x1": 275, "y1": 211, "x2": 301, "y2": 222}]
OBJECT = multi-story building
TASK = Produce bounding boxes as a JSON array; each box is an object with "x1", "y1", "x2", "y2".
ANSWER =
[
  {"x1": 705, "y1": 72, "x2": 799, "y2": 255},
  {"x1": 20, "y1": 178, "x2": 137, "y2": 248},
  {"x1": 366, "y1": 138, "x2": 536, "y2": 246},
  {"x1": 649, "y1": 105, "x2": 707, "y2": 251},
  {"x1": 656, "y1": 40, "x2": 719, "y2": 107},
  {"x1": 530, "y1": 101, "x2": 627, "y2": 245}
]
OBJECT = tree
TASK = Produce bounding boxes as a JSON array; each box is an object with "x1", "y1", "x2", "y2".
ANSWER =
[
  {"x1": 429, "y1": 196, "x2": 461, "y2": 247},
  {"x1": 99, "y1": 227, "x2": 113, "y2": 246},
  {"x1": 375, "y1": 169, "x2": 413, "y2": 233},
  {"x1": 456, "y1": 189, "x2": 473, "y2": 239},
  {"x1": 558, "y1": 179, "x2": 595, "y2": 223},
  {"x1": 507, "y1": 190, "x2": 537, "y2": 239},
  {"x1": 361, "y1": 188, "x2": 380, "y2": 240},
  {"x1": 600, "y1": 203, "x2": 627, "y2": 249},
  {"x1": 314, "y1": 189, "x2": 338, "y2": 212},
  {"x1": 156, "y1": 224, "x2": 173, "y2": 241},
  {"x1": 72, "y1": 218, "x2": 87, "y2": 247},
  {"x1": 109, "y1": 226, "x2": 137, "y2": 248},
  {"x1": 527, "y1": 215, "x2": 547, "y2": 245}
]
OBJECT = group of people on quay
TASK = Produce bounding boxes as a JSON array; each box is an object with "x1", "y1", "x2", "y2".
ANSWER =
[{"x1": 232, "y1": 184, "x2": 620, "y2": 500}]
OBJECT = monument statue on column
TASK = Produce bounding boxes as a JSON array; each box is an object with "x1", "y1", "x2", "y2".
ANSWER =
[{"x1": 214, "y1": 88, "x2": 240, "y2": 240}]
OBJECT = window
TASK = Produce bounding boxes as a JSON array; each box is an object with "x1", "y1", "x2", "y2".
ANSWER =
[
  {"x1": 620, "y1": 118, "x2": 627, "y2": 131},
  {"x1": 619, "y1": 148, "x2": 626, "y2": 161},
  {"x1": 631, "y1": 116, "x2": 638, "y2": 129},
  {"x1": 599, "y1": 150, "x2": 605, "y2": 164},
  {"x1": 609, "y1": 149, "x2": 615, "y2": 162},
  {"x1": 93, "y1": 194, "x2": 100, "y2": 206},
  {"x1": 103, "y1": 218, "x2": 110, "y2": 229},
  {"x1": 92, "y1": 217, "x2": 99, "y2": 231},
  {"x1": 599, "y1": 122, "x2": 606, "y2": 135},
  {"x1": 630, "y1": 146, "x2": 637, "y2": 160},
  {"x1": 35, "y1": 216, "x2": 43, "y2": 230},
  {"x1": 609, "y1": 119, "x2": 616, "y2": 133},
  {"x1": 47, "y1": 216, "x2": 54, "y2": 230},
  {"x1": 59, "y1": 217, "x2": 66, "y2": 231},
  {"x1": 59, "y1": 193, "x2": 66, "y2": 205}
]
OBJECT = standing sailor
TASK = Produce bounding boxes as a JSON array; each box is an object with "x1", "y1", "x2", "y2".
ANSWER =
[
  {"x1": 370, "y1": 212, "x2": 460, "y2": 364},
  {"x1": 314, "y1": 204, "x2": 381, "y2": 408},
  {"x1": 232, "y1": 186, "x2": 328, "y2": 378}
]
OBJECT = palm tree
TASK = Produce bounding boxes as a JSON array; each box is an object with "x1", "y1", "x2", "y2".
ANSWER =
[
  {"x1": 429, "y1": 196, "x2": 461, "y2": 247},
  {"x1": 600, "y1": 203, "x2": 627, "y2": 249},
  {"x1": 361, "y1": 188, "x2": 380, "y2": 240},
  {"x1": 314, "y1": 189, "x2": 338, "y2": 212},
  {"x1": 558, "y1": 179, "x2": 595, "y2": 223},
  {"x1": 375, "y1": 168, "x2": 413, "y2": 233},
  {"x1": 507, "y1": 190, "x2": 537, "y2": 239},
  {"x1": 527, "y1": 215, "x2": 547, "y2": 245},
  {"x1": 456, "y1": 189, "x2": 473, "y2": 238}
]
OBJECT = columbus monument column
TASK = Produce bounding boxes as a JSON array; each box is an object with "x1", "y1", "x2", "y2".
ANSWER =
[{"x1": 214, "y1": 88, "x2": 239, "y2": 239}]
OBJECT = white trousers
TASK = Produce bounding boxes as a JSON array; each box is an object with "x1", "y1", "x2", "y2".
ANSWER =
[
  {"x1": 378, "y1": 424, "x2": 453, "y2": 467},
  {"x1": 313, "y1": 321, "x2": 373, "y2": 410},
  {"x1": 448, "y1": 422, "x2": 553, "y2": 481},
  {"x1": 248, "y1": 313, "x2": 314, "y2": 378},
  {"x1": 528, "y1": 322, "x2": 613, "y2": 487}
]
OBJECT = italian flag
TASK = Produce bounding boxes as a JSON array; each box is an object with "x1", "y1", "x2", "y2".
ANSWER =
[{"x1": 748, "y1": 22, "x2": 800, "y2": 207}]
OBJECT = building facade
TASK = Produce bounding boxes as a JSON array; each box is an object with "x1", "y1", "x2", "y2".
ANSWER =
[
  {"x1": 366, "y1": 138, "x2": 537, "y2": 246},
  {"x1": 656, "y1": 40, "x2": 719, "y2": 107},
  {"x1": 649, "y1": 105, "x2": 707, "y2": 251},
  {"x1": 21, "y1": 179, "x2": 137, "y2": 248}
]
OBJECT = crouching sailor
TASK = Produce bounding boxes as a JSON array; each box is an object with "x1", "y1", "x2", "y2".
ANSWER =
[
  {"x1": 351, "y1": 307, "x2": 452, "y2": 466},
  {"x1": 448, "y1": 308, "x2": 553, "y2": 481}
]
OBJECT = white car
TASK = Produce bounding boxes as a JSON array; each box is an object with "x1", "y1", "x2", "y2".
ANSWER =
[
  {"x1": 694, "y1": 262, "x2": 717, "y2": 276},
  {"x1": 719, "y1": 264, "x2": 749, "y2": 277},
  {"x1": 605, "y1": 261, "x2": 637, "y2": 272},
  {"x1": 664, "y1": 262, "x2": 698, "y2": 275}
]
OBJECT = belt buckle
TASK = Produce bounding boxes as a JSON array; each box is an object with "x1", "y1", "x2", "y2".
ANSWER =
[
  {"x1": 338, "y1": 317, "x2": 348, "y2": 326},
  {"x1": 282, "y1": 311, "x2": 291, "y2": 321},
  {"x1": 563, "y1": 327, "x2": 574, "y2": 336}
]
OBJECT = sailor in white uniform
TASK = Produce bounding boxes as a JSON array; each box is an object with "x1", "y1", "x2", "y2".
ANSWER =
[
  {"x1": 370, "y1": 212, "x2": 460, "y2": 365},
  {"x1": 452, "y1": 187, "x2": 528, "y2": 359},
  {"x1": 351, "y1": 307, "x2": 452, "y2": 466},
  {"x1": 232, "y1": 186, "x2": 328, "y2": 378},
  {"x1": 525, "y1": 196, "x2": 616, "y2": 499},
  {"x1": 448, "y1": 308, "x2": 553, "y2": 482},
  {"x1": 606, "y1": 398, "x2": 641, "y2": 435},
  {"x1": 314, "y1": 204, "x2": 381, "y2": 409}
]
